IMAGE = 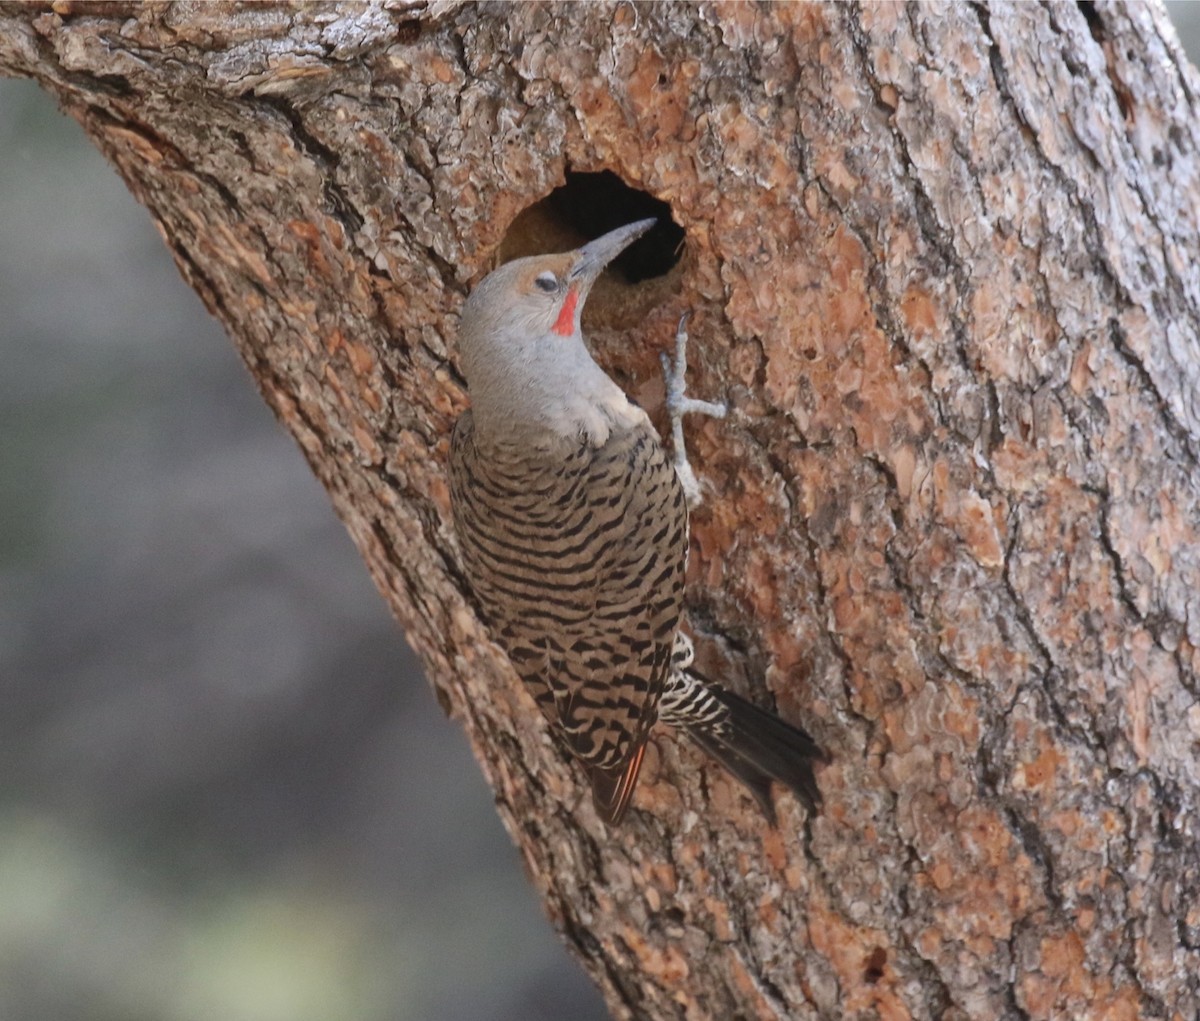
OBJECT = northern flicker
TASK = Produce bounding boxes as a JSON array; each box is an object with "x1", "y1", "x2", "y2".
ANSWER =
[{"x1": 449, "y1": 218, "x2": 823, "y2": 825}]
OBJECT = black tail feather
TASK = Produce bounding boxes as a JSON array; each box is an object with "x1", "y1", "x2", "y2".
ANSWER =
[{"x1": 686, "y1": 686, "x2": 824, "y2": 822}]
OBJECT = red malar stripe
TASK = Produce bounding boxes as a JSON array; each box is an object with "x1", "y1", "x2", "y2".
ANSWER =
[{"x1": 552, "y1": 287, "x2": 579, "y2": 336}]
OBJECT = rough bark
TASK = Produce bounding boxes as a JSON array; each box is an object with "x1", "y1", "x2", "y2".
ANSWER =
[{"x1": 5, "y1": 1, "x2": 1200, "y2": 1018}]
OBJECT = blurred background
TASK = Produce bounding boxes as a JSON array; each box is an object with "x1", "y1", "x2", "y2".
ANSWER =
[{"x1": 2, "y1": 8, "x2": 1197, "y2": 1021}]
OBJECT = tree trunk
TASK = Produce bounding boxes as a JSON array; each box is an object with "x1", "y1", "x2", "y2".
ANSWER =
[{"x1": 5, "y1": 2, "x2": 1200, "y2": 1017}]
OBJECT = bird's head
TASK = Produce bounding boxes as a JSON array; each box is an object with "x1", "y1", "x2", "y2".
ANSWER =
[
  {"x1": 460, "y1": 217, "x2": 655, "y2": 348},
  {"x1": 456, "y1": 218, "x2": 656, "y2": 442}
]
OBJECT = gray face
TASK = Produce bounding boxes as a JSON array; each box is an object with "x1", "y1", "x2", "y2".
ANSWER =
[{"x1": 459, "y1": 250, "x2": 581, "y2": 366}]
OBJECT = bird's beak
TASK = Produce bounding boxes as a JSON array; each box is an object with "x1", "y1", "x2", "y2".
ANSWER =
[{"x1": 570, "y1": 217, "x2": 657, "y2": 288}]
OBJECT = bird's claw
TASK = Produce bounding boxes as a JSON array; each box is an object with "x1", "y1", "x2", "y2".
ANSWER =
[{"x1": 660, "y1": 313, "x2": 726, "y2": 508}]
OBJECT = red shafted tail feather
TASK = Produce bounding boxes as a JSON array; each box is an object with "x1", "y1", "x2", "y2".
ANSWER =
[{"x1": 588, "y1": 740, "x2": 648, "y2": 825}]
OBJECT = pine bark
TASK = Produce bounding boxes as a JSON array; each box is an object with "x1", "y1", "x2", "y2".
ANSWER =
[{"x1": 5, "y1": 2, "x2": 1200, "y2": 1018}]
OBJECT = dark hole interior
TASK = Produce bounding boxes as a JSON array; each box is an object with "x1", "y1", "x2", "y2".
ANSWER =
[{"x1": 547, "y1": 170, "x2": 684, "y2": 283}]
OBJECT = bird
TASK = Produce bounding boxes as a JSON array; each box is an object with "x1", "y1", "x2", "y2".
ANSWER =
[{"x1": 448, "y1": 217, "x2": 824, "y2": 825}]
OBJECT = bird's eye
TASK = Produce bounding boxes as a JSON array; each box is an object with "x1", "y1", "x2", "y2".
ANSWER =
[{"x1": 534, "y1": 272, "x2": 558, "y2": 293}]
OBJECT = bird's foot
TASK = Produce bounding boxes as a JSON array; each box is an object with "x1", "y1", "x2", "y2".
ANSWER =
[{"x1": 660, "y1": 313, "x2": 726, "y2": 508}]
